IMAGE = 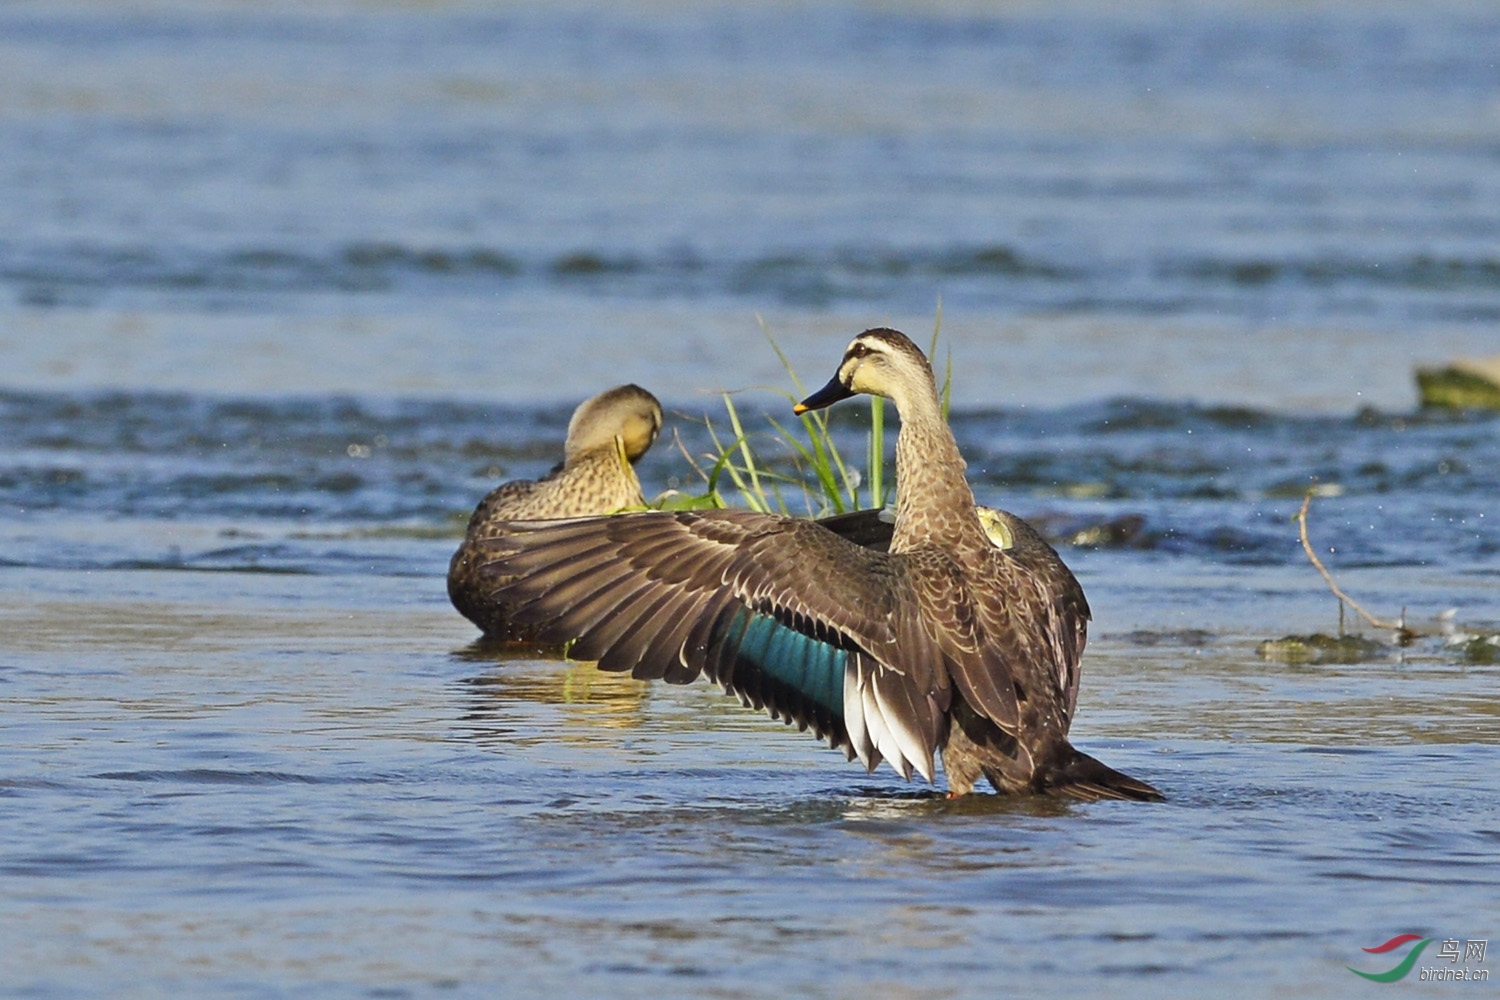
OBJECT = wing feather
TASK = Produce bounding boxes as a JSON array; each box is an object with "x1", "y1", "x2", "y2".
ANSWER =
[
  {"x1": 479, "y1": 509, "x2": 949, "y2": 779},
  {"x1": 588, "y1": 587, "x2": 695, "y2": 675},
  {"x1": 567, "y1": 579, "x2": 678, "y2": 663},
  {"x1": 865, "y1": 656, "x2": 934, "y2": 781}
]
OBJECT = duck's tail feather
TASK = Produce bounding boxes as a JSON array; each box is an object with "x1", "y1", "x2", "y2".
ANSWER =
[{"x1": 1034, "y1": 747, "x2": 1164, "y2": 803}]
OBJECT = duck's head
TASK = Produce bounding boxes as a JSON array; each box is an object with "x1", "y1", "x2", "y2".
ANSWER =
[
  {"x1": 564, "y1": 384, "x2": 663, "y2": 463},
  {"x1": 793, "y1": 328, "x2": 934, "y2": 414}
]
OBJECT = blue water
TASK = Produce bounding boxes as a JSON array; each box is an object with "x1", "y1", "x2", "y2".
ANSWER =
[
  {"x1": 3, "y1": 0, "x2": 1499, "y2": 407},
  {"x1": 2, "y1": 2, "x2": 1499, "y2": 997}
]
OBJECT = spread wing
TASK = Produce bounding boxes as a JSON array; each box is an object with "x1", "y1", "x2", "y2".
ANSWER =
[{"x1": 477, "y1": 508, "x2": 953, "y2": 780}]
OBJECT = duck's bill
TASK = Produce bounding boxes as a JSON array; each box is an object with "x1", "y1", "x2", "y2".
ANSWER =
[{"x1": 794, "y1": 375, "x2": 855, "y2": 414}]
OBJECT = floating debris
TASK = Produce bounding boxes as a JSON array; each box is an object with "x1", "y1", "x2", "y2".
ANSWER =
[{"x1": 1257, "y1": 633, "x2": 1389, "y2": 664}]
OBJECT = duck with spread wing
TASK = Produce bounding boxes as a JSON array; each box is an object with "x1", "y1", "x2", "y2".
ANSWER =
[{"x1": 480, "y1": 329, "x2": 1162, "y2": 800}]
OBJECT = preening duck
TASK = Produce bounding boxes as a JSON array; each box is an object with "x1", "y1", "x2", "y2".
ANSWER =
[
  {"x1": 448, "y1": 383, "x2": 662, "y2": 640},
  {"x1": 480, "y1": 330, "x2": 1161, "y2": 800}
]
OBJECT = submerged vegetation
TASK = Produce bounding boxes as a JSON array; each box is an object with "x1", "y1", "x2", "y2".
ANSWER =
[{"x1": 1256, "y1": 633, "x2": 1389, "y2": 665}]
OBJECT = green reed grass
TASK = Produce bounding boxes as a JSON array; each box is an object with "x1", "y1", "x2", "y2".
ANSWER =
[{"x1": 671, "y1": 313, "x2": 950, "y2": 517}]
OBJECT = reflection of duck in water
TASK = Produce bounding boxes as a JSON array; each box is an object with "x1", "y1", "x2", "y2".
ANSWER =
[
  {"x1": 482, "y1": 329, "x2": 1162, "y2": 801},
  {"x1": 461, "y1": 658, "x2": 652, "y2": 744},
  {"x1": 448, "y1": 384, "x2": 663, "y2": 641}
]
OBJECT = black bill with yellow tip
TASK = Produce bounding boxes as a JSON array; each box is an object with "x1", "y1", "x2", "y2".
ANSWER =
[{"x1": 793, "y1": 374, "x2": 855, "y2": 414}]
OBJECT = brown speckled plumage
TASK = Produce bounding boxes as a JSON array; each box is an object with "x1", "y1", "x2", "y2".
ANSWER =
[
  {"x1": 447, "y1": 384, "x2": 662, "y2": 640},
  {"x1": 480, "y1": 331, "x2": 1161, "y2": 800}
]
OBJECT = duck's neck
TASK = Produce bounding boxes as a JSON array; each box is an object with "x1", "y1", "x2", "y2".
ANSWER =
[
  {"x1": 889, "y1": 383, "x2": 983, "y2": 553},
  {"x1": 565, "y1": 439, "x2": 646, "y2": 509}
]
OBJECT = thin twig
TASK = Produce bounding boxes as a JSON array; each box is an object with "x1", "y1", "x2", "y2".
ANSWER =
[{"x1": 1296, "y1": 491, "x2": 1418, "y2": 640}]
